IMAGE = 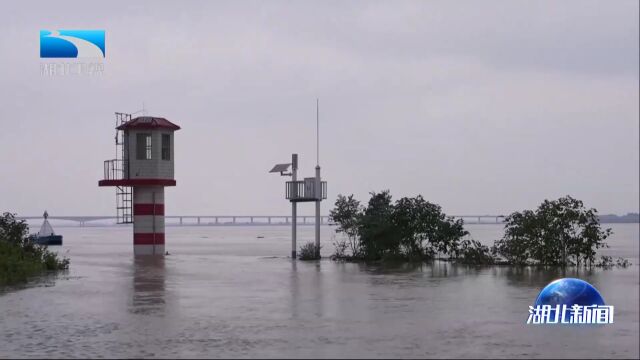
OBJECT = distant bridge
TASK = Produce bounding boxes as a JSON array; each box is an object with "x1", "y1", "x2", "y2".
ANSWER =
[{"x1": 16, "y1": 214, "x2": 506, "y2": 226}]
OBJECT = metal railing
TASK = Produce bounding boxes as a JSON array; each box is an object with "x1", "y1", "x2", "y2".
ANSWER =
[
  {"x1": 103, "y1": 159, "x2": 127, "y2": 180},
  {"x1": 285, "y1": 181, "x2": 327, "y2": 200}
]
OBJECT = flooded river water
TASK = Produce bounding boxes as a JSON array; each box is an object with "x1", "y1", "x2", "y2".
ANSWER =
[{"x1": 0, "y1": 224, "x2": 638, "y2": 358}]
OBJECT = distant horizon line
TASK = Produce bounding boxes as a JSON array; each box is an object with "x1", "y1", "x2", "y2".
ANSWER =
[
  {"x1": 15, "y1": 213, "x2": 640, "y2": 225},
  {"x1": 13, "y1": 212, "x2": 640, "y2": 217}
]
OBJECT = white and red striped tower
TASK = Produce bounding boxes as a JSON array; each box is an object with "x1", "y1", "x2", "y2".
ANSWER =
[{"x1": 99, "y1": 115, "x2": 180, "y2": 256}]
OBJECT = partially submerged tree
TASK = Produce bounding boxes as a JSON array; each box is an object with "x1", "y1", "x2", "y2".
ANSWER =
[
  {"x1": 393, "y1": 195, "x2": 467, "y2": 259},
  {"x1": 358, "y1": 191, "x2": 398, "y2": 260},
  {"x1": 329, "y1": 193, "x2": 624, "y2": 267},
  {"x1": 329, "y1": 191, "x2": 470, "y2": 262},
  {"x1": 329, "y1": 194, "x2": 363, "y2": 257},
  {"x1": 493, "y1": 196, "x2": 611, "y2": 266},
  {"x1": 459, "y1": 239, "x2": 494, "y2": 265}
]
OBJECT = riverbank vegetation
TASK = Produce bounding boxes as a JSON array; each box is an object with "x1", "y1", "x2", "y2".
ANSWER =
[
  {"x1": 329, "y1": 193, "x2": 628, "y2": 268},
  {"x1": 0, "y1": 213, "x2": 69, "y2": 286}
]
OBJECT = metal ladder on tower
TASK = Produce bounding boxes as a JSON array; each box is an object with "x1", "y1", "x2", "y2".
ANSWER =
[
  {"x1": 116, "y1": 186, "x2": 132, "y2": 224},
  {"x1": 115, "y1": 112, "x2": 133, "y2": 224}
]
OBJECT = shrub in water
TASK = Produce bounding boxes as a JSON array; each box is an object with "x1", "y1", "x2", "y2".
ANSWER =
[
  {"x1": 457, "y1": 239, "x2": 494, "y2": 265},
  {"x1": 298, "y1": 242, "x2": 321, "y2": 260}
]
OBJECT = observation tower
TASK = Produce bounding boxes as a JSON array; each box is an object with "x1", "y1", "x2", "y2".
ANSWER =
[{"x1": 99, "y1": 113, "x2": 180, "y2": 255}]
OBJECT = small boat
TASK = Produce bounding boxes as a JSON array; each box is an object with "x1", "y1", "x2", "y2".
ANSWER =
[{"x1": 32, "y1": 210, "x2": 63, "y2": 246}]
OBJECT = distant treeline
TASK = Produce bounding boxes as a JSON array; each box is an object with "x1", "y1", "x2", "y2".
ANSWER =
[{"x1": 599, "y1": 213, "x2": 639, "y2": 223}]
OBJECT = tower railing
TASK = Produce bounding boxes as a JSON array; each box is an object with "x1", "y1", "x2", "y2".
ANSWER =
[
  {"x1": 103, "y1": 159, "x2": 128, "y2": 180},
  {"x1": 286, "y1": 181, "x2": 327, "y2": 201}
]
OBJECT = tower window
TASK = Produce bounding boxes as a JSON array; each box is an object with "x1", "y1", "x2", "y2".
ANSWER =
[
  {"x1": 136, "y1": 133, "x2": 152, "y2": 160},
  {"x1": 161, "y1": 134, "x2": 170, "y2": 160}
]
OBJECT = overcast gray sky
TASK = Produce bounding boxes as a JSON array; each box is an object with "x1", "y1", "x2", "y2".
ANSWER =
[{"x1": 0, "y1": 0, "x2": 638, "y2": 217}]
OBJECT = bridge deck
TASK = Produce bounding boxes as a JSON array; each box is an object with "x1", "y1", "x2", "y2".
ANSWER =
[{"x1": 16, "y1": 215, "x2": 505, "y2": 226}]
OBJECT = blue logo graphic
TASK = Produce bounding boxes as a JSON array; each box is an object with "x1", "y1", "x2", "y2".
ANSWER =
[
  {"x1": 535, "y1": 278, "x2": 605, "y2": 308},
  {"x1": 527, "y1": 278, "x2": 613, "y2": 324},
  {"x1": 40, "y1": 30, "x2": 105, "y2": 58}
]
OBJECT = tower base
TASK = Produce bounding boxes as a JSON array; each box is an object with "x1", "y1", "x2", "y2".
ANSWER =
[
  {"x1": 133, "y1": 186, "x2": 166, "y2": 256},
  {"x1": 134, "y1": 244, "x2": 165, "y2": 256}
]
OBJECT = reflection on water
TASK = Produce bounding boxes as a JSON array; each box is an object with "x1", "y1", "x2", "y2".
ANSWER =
[
  {"x1": 499, "y1": 266, "x2": 596, "y2": 289},
  {"x1": 289, "y1": 260, "x2": 300, "y2": 319},
  {"x1": 131, "y1": 257, "x2": 166, "y2": 315},
  {"x1": 289, "y1": 260, "x2": 326, "y2": 321},
  {"x1": 0, "y1": 224, "x2": 637, "y2": 358}
]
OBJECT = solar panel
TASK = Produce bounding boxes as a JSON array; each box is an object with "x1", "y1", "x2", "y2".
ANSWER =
[{"x1": 269, "y1": 163, "x2": 291, "y2": 173}]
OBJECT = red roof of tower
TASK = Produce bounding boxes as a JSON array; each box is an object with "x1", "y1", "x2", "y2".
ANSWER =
[{"x1": 116, "y1": 116, "x2": 181, "y2": 131}]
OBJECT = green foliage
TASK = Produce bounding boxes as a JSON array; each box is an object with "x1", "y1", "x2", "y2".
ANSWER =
[
  {"x1": 330, "y1": 191, "x2": 471, "y2": 262},
  {"x1": 358, "y1": 191, "x2": 398, "y2": 260},
  {"x1": 329, "y1": 195, "x2": 363, "y2": 257},
  {"x1": 0, "y1": 212, "x2": 69, "y2": 285},
  {"x1": 459, "y1": 239, "x2": 494, "y2": 265},
  {"x1": 492, "y1": 196, "x2": 612, "y2": 267},
  {"x1": 298, "y1": 242, "x2": 321, "y2": 260},
  {"x1": 330, "y1": 193, "x2": 623, "y2": 268},
  {"x1": 0, "y1": 212, "x2": 29, "y2": 245}
]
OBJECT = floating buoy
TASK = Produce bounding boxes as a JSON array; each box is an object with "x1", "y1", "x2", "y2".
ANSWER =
[{"x1": 33, "y1": 210, "x2": 63, "y2": 246}]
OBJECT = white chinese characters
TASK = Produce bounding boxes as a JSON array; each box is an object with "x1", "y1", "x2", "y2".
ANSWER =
[{"x1": 527, "y1": 304, "x2": 614, "y2": 324}]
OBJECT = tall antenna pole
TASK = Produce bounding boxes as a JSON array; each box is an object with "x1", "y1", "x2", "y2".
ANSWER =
[
  {"x1": 316, "y1": 98, "x2": 319, "y2": 166},
  {"x1": 314, "y1": 98, "x2": 321, "y2": 258}
]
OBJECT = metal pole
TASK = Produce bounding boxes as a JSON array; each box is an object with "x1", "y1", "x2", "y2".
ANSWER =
[
  {"x1": 316, "y1": 98, "x2": 319, "y2": 166},
  {"x1": 292, "y1": 153, "x2": 298, "y2": 259},
  {"x1": 152, "y1": 190, "x2": 156, "y2": 256},
  {"x1": 314, "y1": 99, "x2": 321, "y2": 258},
  {"x1": 315, "y1": 165, "x2": 321, "y2": 258}
]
